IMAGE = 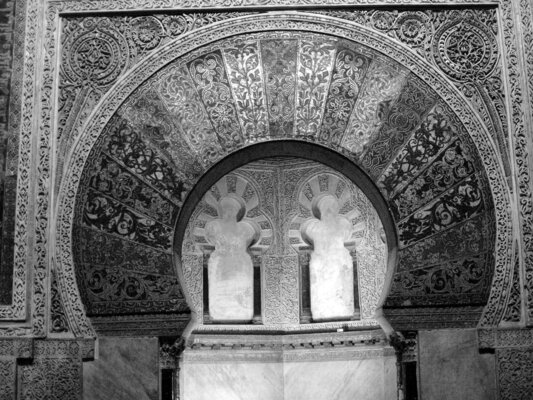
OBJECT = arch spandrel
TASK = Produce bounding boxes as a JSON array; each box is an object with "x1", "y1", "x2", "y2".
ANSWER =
[{"x1": 54, "y1": 13, "x2": 511, "y2": 337}]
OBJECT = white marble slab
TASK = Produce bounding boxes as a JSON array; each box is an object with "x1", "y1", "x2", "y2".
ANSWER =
[
  {"x1": 284, "y1": 356, "x2": 396, "y2": 400},
  {"x1": 181, "y1": 359, "x2": 284, "y2": 400},
  {"x1": 83, "y1": 337, "x2": 158, "y2": 400},
  {"x1": 181, "y1": 344, "x2": 396, "y2": 400},
  {"x1": 419, "y1": 329, "x2": 496, "y2": 400}
]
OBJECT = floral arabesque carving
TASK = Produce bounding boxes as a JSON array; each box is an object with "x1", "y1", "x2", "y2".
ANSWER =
[
  {"x1": 0, "y1": 0, "x2": 36, "y2": 330},
  {"x1": 50, "y1": 268, "x2": 69, "y2": 334},
  {"x1": 518, "y1": 0, "x2": 533, "y2": 324},
  {"x1": 48, "y1": 14, "x2": 510, "y2": 337},
  {"x1": 497, "y1": 348, "x2": 533, "y2": 400},
  {"x1": 50, "y1": 6, "x2": 507, "y2": 337},
  {"x1": 433, "y1": 19, "x2": 497, "y2": 81},
  {"x1": 502, "y1": 243, "x2": 522, "y2": 324},
  {"x1": 500, "y1": 0, "x2": 533, "y2": 326},
  {"x1": 319, "y1": 8, "x2": 510, "y2": 182}
]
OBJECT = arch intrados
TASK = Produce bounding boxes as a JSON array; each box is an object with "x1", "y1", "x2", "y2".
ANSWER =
[{"x1": 172, "y1": 140, "x2": 398, "y2": 260}]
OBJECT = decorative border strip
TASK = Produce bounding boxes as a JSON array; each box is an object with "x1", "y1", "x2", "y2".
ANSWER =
[
  {"x1": 0, "y1": 0, "x2": 31, "y2": 323},
  {"x1": 190, "y1": 329, "x2": 386, "y2": 346},
  {"x1": 90, "y1": 314, "x2": 189, "y2": 336},
  {"x1": 0, "y1": 338, "x2": 33, "y2": 358},
  {"x1": 183, "y1": 345, "x2": 394, "y2": 363},
  {"x1": 499, "y1": 0, "x2": 533, "y2": 326},
  {"x1": 194, "y1": 320, "x2": 380, "y2": 334},
  {"x1": 52, "y1": 12, "x2": 512, "y2": 337},
  {"x1": 49, "y1": 0, "x2": 500, "y2": 13},
  {"x1": 519, "y1": 0, "x2": 533, "y2": 324},
  {"x1": 478, "y1": 328, "x2": 533, "y2": 349}
]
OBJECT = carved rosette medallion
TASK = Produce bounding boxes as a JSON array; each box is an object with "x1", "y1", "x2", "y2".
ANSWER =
[
  {"x1": 64, "y1": 25, "x2": 128, "y2": 87},
  {"x1": 161, "y1": 15, "x2": 189, "y2": 37},
  {"x1": 396, "y1": 12, "x2": 430, "y2": 47},
  {"x1": 433, "y1": 19, "x2": 497, "y2": 81},
  {"x1": 371, "y1": 11, "x2": 396, "y2": 32},
  {"x1": 127, "y1": 16, "x2": 165, "y2": 51}
]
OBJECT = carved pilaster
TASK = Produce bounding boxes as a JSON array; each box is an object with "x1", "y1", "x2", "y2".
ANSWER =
[
  {"x1": 0, "y1": 338, "x2": 33, "y2": 400},
  {"x1": 477, "y1": 327, "x2": 533, "y2": 400},
  {"x1": 17, "y1": 339, "x2": 94, "y2": 400}
]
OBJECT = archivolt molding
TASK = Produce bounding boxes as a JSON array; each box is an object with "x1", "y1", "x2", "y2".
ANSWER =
[
  {"x1": 518, "y1": 0, "x2": 533, "y2": 324},
  {"x1": 499, "y1": 0, "x2": 533, "y2": 326},
  {"x1": 50, "y1": 12, "x2": 512, "y2": 337},
  {"x1": 0, "y1": 0, "x2": 38, "y2": 335}
]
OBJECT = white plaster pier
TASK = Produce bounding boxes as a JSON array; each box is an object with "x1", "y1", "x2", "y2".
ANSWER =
[{"x1": 301, "y1": 194, "x2": 355, "y2": 321}]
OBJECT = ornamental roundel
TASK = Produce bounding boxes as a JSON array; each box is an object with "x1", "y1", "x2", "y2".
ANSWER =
[
  {"x1": 127, "y1": 16, "x2": 165, "y2": 51},
  {"x1": 65, "y1": 25, "x2": 128, "y2": 87},
  {"x1": 433, "y1": 19, "x2": 497, "y2": 81},
  {"x1": 396, "y1": 12, "x2": 430, "y2": 47},
  {"x1": 161, "y1": 15, "x2": 189, "y2": 37},
  {"x1": 371, "y1": 11, "x2": 397, "y2": 32}
]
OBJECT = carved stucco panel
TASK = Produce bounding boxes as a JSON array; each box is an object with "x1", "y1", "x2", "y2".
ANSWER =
[
  {"x1": 500, "y1": 0, "x2": 533, "y2": 326},
  {"x1": 518, "y1": 0, "x2": 533, "y2": 325},
  {"x1": 263, "y1": 255, "x2": 300, "y2": 325},
  {"x1": 497, "y1": 348, "x2": 533, "y2": 400},
  {"x1": 181, "y1": 253, "x2": 203, "y2": 317},
  {"x1": 51, "y1": 13, "x2": 510, "y2": 336},
  {"x1": 0, "y1": 0, "x2": 37, "y2": 327},
  {"x1": 18, "y1": 340, "x2": 84, "y2": 400},
  {"x1": 0, "y1": 358, "x2": 16, "y2": 400}
]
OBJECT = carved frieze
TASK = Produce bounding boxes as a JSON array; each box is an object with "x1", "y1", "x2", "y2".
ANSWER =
[
  {"x1": 477, "y1": 328, "x2": 533, "y2": 349},
  {"x1": 90, "y1": 313, "x2": 189, "y2": 336},
  {"x1": 184, "y1": 329, "x2": 393, "y2": 362},
  {"x1": 18, "y1": 340, "x2": 88, "y2": 400}
]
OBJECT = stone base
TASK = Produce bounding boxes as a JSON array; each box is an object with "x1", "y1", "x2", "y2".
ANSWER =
[{"x1": 181, "y1": 330, "x2": 396, "y2": 400}]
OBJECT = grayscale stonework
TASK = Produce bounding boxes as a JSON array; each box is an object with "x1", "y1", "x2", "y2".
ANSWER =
[{"x1": 0, "y1": 0, "x2": 532, "y2": 399}]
